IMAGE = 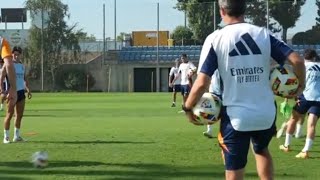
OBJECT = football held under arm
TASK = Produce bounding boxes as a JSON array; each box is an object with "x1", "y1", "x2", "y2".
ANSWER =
[{"x1": 270, "y1": 34, "x2": 305, "y2": 91}]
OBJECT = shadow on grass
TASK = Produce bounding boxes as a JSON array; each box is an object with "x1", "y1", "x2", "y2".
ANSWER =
[
  {"x1": 0, "y1": 161, "x2": 303, "y2": 179},
  {"x1": 23, "y1": 114, "x2": 58, "y2": 118},
  {"x1": 0, "y1": 176, "x2": 31, "y2": 180},
  {"x1": 29, "y1": 140, "x2": 155, "y2": 145}
]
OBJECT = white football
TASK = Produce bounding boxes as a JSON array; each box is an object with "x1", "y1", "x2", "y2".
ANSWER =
[
  {"x1": 270, "y1": 65, "x2": 299, "y2": 97},
  {"x1": 31, "y1": 151, "x2": 48, "y2": 168},
  {"x1": 192, "y1": 93, "x2": 222, "y2": 125}
]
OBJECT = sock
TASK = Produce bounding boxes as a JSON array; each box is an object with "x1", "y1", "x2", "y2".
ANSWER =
[
  {"x1": 207, "y1": 125, "x2": 213, "y2": 134},
  {"x1": 4, "y1": 130, "x2": 9, "y2": 138},
  {"x1": 0, "y1": 103, "x2": 3, "y2": 109},
  {"x1": 14, "y1": 128, "x2": 20, "y2": 138},
  {"x1": 295, "y1": 124, "x2": 302, "y2": 136},
  {"x1": 302, "y1": 138, "x2": 313, "y2": 152},
  {"x1": 172, "y1": 102, "x2": 176, "y2": 104},
  {"x1": 284, "y1": 133, "x2": 293, "y2": 147}
]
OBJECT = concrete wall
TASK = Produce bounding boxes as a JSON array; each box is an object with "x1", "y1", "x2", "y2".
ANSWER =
[{"x1": 28, "y1": 56, "x2": 198, "y2": 92}]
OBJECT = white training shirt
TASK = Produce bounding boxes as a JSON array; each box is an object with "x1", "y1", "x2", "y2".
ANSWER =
[
  {"x1": 14, "y1": 62, "x2": 25, "y2": 91},
  {"x1": 198, "y1": 23, "x2": 294, "y2": 131},
  {"x1": 209, "y1": 70, "x2": 221, "y2": 95},
  {"x1": 303, "y1": 61, "x2": 320, "y2": 101},
  {"x1": 178, "y1": 62, "x2": 197, "y2": 85},
  {"x1": 169, "y1": 66, "x2": 181, "y2": 85}
]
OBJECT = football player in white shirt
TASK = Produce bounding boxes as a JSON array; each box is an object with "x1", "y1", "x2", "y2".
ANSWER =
[
  {"x1": 182, "y1": 0, "x2": 305, "y2": 179},
  {"x1": 170, "y1": 54, "x2": 197, "y2": 107},
  {"x1": 280, "y1": 49, "x2": 320, "y2": 159},
  {"x1": 181, "y1": 54, "x2": 197, "y2": 87},
  {"x1": 169, "y1": 58, "x2": 181, "y2": 107}
]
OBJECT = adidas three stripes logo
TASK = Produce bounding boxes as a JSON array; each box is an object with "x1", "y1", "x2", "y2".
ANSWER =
[
  {"x1": 229, "y1": 33, "x2": 262, "y2": 57},
  {"x1": 309, "y1": 65, "x2": 320, "y2": 71}
]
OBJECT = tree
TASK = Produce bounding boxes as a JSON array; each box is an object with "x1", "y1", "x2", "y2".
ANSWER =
[
  {"x1": 117, "y1": 32, "x2": 130, "y2": 41},
  {"x1": 176, "y1": 0, "x2": 220, "y2": 43},
  {"x1": 316, "y1": 0, "x2": 320, "y2": 26},
  {"x1": 175, "y1": 0, "x2": 280, "y2": 43},
  {"x1": 78, "y1": 32, "x2": 96, "y2": 41},
  {"x1": 25, "y1": 0, "x2": 84, "y2": 89},
  {"x1": 246, "y1": 1, "x2": 281, "y2": 33},
  {"x1": 171, "y1": 25, "x2": 194, "y2": 45},
  {"x1": 269, "y1": 0, "x2": 306, "y2": 42}
]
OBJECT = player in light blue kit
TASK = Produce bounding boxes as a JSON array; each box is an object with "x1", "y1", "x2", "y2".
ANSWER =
[
  {"x1": 1, "y1": 47, "x2": 31, "y2": 143},
  {"x1": 280, "y1": 49, "x2": 320, "y2": 158}
]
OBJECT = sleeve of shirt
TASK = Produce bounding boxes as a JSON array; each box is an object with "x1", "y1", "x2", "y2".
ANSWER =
[
  {"x1": 169, "y1": 67, "x2": 174, "y2": 76},
  {"x1": 1, "y1": 39, "x2": 12, "y2": 59},
  {"x1": 270, "y1": 35, "x2": 293, "y2": 65},
  {"x1": 198, "y1": 36, "x2": 218, "y2": 77},
  {"x1": 189, "y1": 62, "x2": 197, "y2": 72}
]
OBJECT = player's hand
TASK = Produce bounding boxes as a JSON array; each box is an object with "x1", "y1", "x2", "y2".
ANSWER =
[
  {"x1": 185, "y1": 111, "x2": 203, "y2": 126},
  {"x1": 27, "y1": 92, "x2": 32, "y2": 99},
  {"x1": 284, "y1": 84, "x2": 305, "y2": 99},
  {"x1": 169, "y1": 83, "x2": 173, "y2": 88}
]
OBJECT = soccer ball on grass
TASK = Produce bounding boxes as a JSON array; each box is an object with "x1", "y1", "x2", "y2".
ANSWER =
[{"x1": 31, "y1": 151, "x2": 48, "y2": 168}]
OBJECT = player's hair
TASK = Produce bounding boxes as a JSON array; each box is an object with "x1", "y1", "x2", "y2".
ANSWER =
[
  {"x1": 181, "y1": 54, "x2": 187, "y2": 58},
  {"x1": 218, "y1": 0, "x2": 246, "y2": 17},
  {"x1": 12, "y1": 46, "x2": 22, "y2": 54},
  {"x1": 304, "y1": 49, "x2": 317, "y2": 61}
]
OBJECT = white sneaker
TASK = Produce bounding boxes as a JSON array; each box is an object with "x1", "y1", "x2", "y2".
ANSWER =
[
  {"x1": 3, "y1": 137, "x2": 10, "y2": 144},
  {"x1": 13, "y1": 136, "x2": 25, "y2": 142},
  {"x1": 203, "y1": 132, "x2": 213, "y2": 139},
  {"x1": 276, "y1": 122, "x2": 287, "y2": 138}
]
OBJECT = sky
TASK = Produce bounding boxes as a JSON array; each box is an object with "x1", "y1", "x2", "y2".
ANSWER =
[{"x1": 0, "y1": 0, "x2": 317, "y2": 40}]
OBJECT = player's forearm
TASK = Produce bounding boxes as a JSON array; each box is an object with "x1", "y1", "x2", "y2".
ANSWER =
[
  {"x1": 288, "y1": 52, "x2": 306, "y2": 88},
  {"x1": 185, "y1": 73, "x2": 210, "y2": 109},
  {"x1": 169, "y1": 76, "x2": 173, "y2": 84},
  {"x1": 4, "y1": 58, "x2": 17, "y2": 90},
  {"x1": 24, "y1": 78, "x2": 31, "y2": 93},
  {"x1": 0, "y1": 66, "x2": 6, "y2": 84}
]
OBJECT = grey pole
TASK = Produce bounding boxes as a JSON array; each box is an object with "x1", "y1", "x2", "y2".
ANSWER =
[
  {"x1": 213, "y1": 2, "x2": 216, "y2": 31},
  {"x1": 103, "y1": 3, "x2": 106, "y2": 66},
  {"x1": 41, "y1": 9, "x2": 44, "y2": 91},
  {"x1": 114, "y1": 0, "x2": 117, "y2": 50},
  {"x1": 266, "y1": 0, "x2": 269, "y2": 30},
  {"x1": 156, "y1": 3, "x2": 160, "y2": 92}
]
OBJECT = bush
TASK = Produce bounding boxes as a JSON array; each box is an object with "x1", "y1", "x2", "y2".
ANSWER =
[{"x1": 57, "y1": 69, "x2": 95, "y2": 91}]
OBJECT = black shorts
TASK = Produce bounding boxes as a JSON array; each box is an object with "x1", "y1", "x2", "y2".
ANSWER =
[
  {"x1": 17, "y1": 90, "x2": 26, "y2": 103},
  {"x1": 173, "y1": 85, "x2": 181, "y2": 92},
  {"x1": 294, "y1": 94, "x2": 320, "y2": 117},
  {"x1": 219, "y1": 106, "x2": 276, "y2": 170},
  {"x1": 181, "y1": 85, "x2": 190, "y2": 96}
]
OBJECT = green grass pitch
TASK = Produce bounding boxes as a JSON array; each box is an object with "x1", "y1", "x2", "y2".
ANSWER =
[{"x1": 0, "y1": 93, "x2": 319, "y2": 180}]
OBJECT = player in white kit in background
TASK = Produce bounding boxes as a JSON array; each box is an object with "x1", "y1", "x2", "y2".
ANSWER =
[
  {"x1": 170, "y1": 54, "x2": 197, "y2": 108},
  {"x1": 169, "y1": 58, "x2": 181, "y2": 107}
]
